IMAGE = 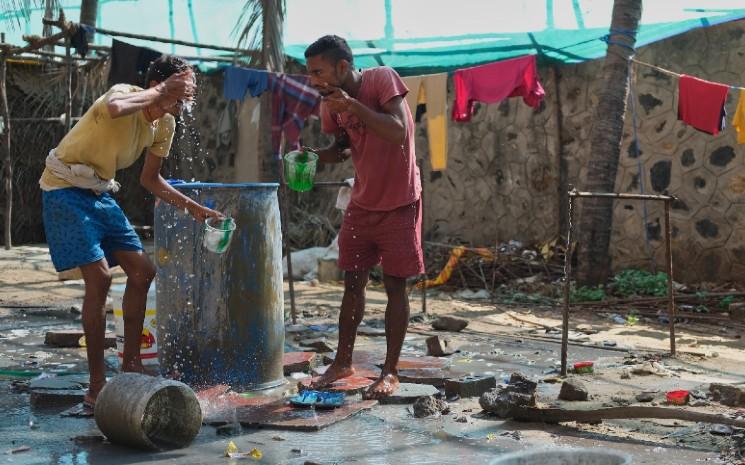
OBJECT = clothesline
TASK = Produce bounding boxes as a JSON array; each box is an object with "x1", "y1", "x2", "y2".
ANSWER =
[{"x1": 631, "y1": 57, "x2": 745, "y2": 91}]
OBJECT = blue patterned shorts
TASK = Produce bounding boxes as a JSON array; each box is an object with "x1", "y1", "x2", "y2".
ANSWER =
[{"x1": 42, "y1": 188, "x2": 143, "y2": 272}]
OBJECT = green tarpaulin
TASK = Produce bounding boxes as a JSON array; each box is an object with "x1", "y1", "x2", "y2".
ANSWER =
[{"x1": 3, "y1": 1, "x2": 745, "y2": 73}]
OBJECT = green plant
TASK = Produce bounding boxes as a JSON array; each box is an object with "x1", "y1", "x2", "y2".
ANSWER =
[
  {"x1": 570, "y1": 285, "x2": 606, "y2": 302},
  {"x1": 612, "y1": 269, "x2": 668, "y2": 297},
  {"x1": 718, "y1": 295, "x2": 735, "y2": 309}
]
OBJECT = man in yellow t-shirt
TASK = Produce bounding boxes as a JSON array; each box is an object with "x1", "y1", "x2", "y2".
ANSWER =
[{"x1": 39, "y1": 55, "x2": 221, "y2": 410}]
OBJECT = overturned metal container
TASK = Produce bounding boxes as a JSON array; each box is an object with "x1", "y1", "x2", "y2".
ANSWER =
[
  {"x1": 154, "y1": 183, "x2": 285, "y2": 390},
  {"x1": 94, "y1": 373, "x2": 202, "y2": 450}
]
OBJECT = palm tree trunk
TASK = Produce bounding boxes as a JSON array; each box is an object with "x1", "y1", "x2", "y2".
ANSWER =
[{"x1": 576, "y1": 0, "x2": 643, "y2": 285}]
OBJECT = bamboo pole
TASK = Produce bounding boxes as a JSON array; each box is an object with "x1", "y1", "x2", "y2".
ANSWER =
[
  {"x1": 665, "y1": 199, "x2": 676, "y2": 356},
  {"x1": 1, "y1": 43, "x2": 11, "y2": 249}
]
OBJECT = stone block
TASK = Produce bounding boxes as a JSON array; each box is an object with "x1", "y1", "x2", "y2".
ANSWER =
[
  {"x1": 709, "y1": 383, "x2": 745, "y2": 406},
  {"x1": 559, "y1": 379, "x2": 588, "y2": 401},
  {"x1": 317, "y1": 258, "x2": 343, "y2": 283},
  {"x1": 431, "y1": 316, "x2": 468, "y2": 332},
  {"x1": 44, "y1": 330, "x2": 116, "y2": 348},
  {"x1": 444, "y1": 375, "x2": 497, "y2": 398},
  {"x1": 377, "y1": 383, "x2": 440, "y2": 405},
  {"x1": 30, "y1": 389, "x2": 84, "y2": 409}
]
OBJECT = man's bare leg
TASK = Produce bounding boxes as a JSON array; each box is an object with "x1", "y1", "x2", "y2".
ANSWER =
[
  {"x1": 79, "y1": 259, "x2": 113, "y2": 405},
  {"x1": 112, "y1": 250, "x2": 156, "y2": 374},
  {"x1": 364, "y1": 274, "x2": 409, "y2": 399},
  {"x1": 311, "y1": 269, "x2": 369, "y2": 388}
]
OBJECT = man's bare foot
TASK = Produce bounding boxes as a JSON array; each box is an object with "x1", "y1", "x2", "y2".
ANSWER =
[
  {"x1": 121, "y1": 361, "x2": 158, "y2": 376},
  {"x1": 84, "y1": 379, "x2": 106, "y2": 408},
  {"x1": 310, "y1": 363, "x2": 355, "y2": 389},
  {"x1": 362, "y1": 373, "x2": 399, "y2": 400}
]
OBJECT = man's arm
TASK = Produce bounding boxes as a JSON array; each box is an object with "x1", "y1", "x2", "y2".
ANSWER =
[
  {"x1": 308, "y1": 130, "x2": 351, "y2": 164},
  {"x1": 140, "y1": 152, "x2": 222, "y2": 222},
  {"x1": 322, "y1": 84, "x2": 407, "y2": 145},
  {"x1": 107, "y1": 72, "x2": 195, "y2": 119}
]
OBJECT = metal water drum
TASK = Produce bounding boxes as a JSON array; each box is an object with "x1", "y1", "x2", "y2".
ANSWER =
[
  {"x1": 94, "y1": 373, "x2": 202, "y2": 450},
  {"x1": 154, "y1": 183, "x2": 285, "y2": 390}
]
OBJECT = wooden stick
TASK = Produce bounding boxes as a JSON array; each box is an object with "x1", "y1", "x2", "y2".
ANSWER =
[
  {"x1": 665, "y1": 200, "x2": 676, "y2": 356},
  {"x1": 64, "y1": 38, "x2": 72, "y2": 132},
  {"x1": 510, "y1": 405, "x2": 745, "y2": 428}
]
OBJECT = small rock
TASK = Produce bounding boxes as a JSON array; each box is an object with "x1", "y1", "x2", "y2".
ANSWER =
[
  {"x1": 611, "y1": 396, "x2": 631, "y2": 405},
  {"x1": 602, "y1": 340, "x2": 618, "y2": 347},
  {"x1": 432, "y1": 316, "x2": 469, "y2": 332},
  {"x1": 426, "y1": 335, "x2": 456, "y2": 356},
  {"x1": 454, "y1": 415, "x2": 468, "y2": 423},
  {"x1": 651, "y1": 401, "x2": 659, "y2": 406},
  {"x1": 709, "y1": 383, "x2": 745, "y2": 406},
  {"x1": 689, "y1": 389, "x2": 707, "y2": 400},
  {"x1": 292, "y1": 448, "x2": 303, "y2": 453},
  {"x1": 559, "y1": 379, "x2": 588, "y2": 401},
  {"x1": 635, "y1": 393, "x2": 655, "y2": 402},
  {"x1": 621, "y1": 368, "x2": 631, "y2": 379},
  {"x1": 413, "y1": 396, "x2": 450, "y2": 418},
  {"x1": 480, "y1": 378, "x2": 537, "y2": 418},
  {"x1": 690, "y1": 400, "x2": 710, "y2": 407},
  {"x1": 272, "y1": 436, "x2": 286, "y2": 441},
  {"x1": 711, "y1": 424, "x2": 733, "y2": 435},
  {"x1": 309, "y1": 279, "x2": 320, "y2": 287}
]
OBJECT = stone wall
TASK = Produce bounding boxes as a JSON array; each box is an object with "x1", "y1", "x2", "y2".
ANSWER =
[{"x1": 308, "y1": 19, "x2": 745, "y2": 284}]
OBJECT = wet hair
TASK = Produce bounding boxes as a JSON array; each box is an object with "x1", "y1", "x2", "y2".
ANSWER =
[
  {"x1": 304, "y1": 35, "x2": 354, "y2": 65},
  {"x1": 145, "y1": 55, "x2": 192, "y2": 84}
]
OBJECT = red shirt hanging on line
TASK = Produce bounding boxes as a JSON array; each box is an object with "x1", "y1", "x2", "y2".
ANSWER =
[
  {"x1": 451, "y1": 55, "x2": 545, "y2": 122},
  {"x1": 677, "y1": 75, "x2": 729, "y2": 135}
]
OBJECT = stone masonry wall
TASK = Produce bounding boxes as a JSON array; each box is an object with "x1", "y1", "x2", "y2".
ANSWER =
[{"x1": 308, "y1": 19, "x2": 745, "y2": 284}]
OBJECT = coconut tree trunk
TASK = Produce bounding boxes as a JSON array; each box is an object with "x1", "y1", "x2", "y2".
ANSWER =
[
  {"x1": 576, "y1": 0, "x2": 643, "y2": 285},
  {"x1": 79, "y1": 0, "x2": 97, "y2": 27}
]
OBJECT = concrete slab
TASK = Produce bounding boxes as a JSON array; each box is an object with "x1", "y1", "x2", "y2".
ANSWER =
[
  {"x1": 378, "y1": 383, "x2": 440, "y2": 405},
  {"x1": 299, "y1": 376, "x2": 373, "y2": 394},
  {"x1": 234, "y1": 399, "x2": 378, "y2": 431},
  {"x1": 323, "y1": 350, "x2": 385, "y2": 366},
  {"x1": 30, "y1": 389, "x2": 85, "y2": 409},
  {"x1": 283, "y1": 352, "x2": 317, "y2": 375},
  {"x1": 312, "y1": 364, "x2": 381, "y2": 380}
]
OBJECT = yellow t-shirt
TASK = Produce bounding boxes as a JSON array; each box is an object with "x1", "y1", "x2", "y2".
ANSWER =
[
  {"x1": 734, "y1": 89, "x2": 745, "y2": 145},
  {"x1": 39, "y1": 84, "x2": 176, "y2": 189}
]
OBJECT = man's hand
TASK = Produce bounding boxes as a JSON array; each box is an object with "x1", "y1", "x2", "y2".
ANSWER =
[
  {"x1": 188, "y1": 203, "x2": 223, "y2": 223},
  {"x1": 156, "y1": 71, "x2": 196, "y2": 106},
  {"x1": 321, "y1": 84, "x2": 356, "y2": 114}
]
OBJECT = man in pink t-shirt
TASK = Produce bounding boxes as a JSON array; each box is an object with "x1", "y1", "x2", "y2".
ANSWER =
[{"x1": 304, "y1": 35, "x2": 423, "y2": 399}]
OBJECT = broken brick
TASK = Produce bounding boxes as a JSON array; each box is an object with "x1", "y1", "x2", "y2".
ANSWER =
[{"x1": 283, "y1": 352, "x2": 317, "y2": 375}]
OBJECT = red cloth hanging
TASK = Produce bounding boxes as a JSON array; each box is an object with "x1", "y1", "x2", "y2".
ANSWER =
[
  {"x1": 677, "y1": 75, "x2": 729, "y2": 135},
  {"x1": 451, "y1": 55, "x2": 545, "y2": 122}
]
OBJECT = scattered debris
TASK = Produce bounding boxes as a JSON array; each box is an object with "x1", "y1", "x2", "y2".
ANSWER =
[
  {"x1": 413, "y1": 396, "x2": 450, "y2": 418},
  {"x1": 426, "y1": 335, "x2": 456, "y2": 356},
  {"x1": 431, "y1": 316, "x2": 469, "y2": 332},
  {"x1": 559, "y1": 379, "x2": 588, "y2": 401},
  {"x1": 444, "y1": 375, "x2": 496, "y2": 398},
  {"x1": 710, "y1": 424, "x2": 734, "y2": 435}
]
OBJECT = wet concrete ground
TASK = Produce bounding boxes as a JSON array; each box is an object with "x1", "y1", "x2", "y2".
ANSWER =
[{"x1": 2, "y1": 245, "x2": 743, "y2": 464}]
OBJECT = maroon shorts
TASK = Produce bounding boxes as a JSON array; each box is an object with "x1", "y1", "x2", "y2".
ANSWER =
[{"x1": 338, "y1": 198, "x2": 425, "y2": 278}]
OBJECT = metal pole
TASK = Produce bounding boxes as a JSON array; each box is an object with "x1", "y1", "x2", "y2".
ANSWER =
[
  {"x1": 64, "y1": 38, "x2": 72, "y2": 132},
  {"x1": 664, "y1": 199, "x2": 676, "y2": 356},
  {"x1": 419, "y1": 160, "x2": 427, "y2": 314},
  {"x1": 560, "y1": 194, "x2": 574, "y2": 376}
]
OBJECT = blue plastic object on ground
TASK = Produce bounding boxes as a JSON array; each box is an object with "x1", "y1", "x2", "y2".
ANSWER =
[{"x1": 290, "y1": 390, "x2": 345, "y2": 409}]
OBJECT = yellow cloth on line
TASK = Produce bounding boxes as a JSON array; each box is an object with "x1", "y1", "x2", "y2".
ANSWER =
[
  {"x1": 402, "y1": 73, "x2": 448, "y2": 171},
  {"x1": 733, "y1": 89, "x2": 745, "y2": 144}
]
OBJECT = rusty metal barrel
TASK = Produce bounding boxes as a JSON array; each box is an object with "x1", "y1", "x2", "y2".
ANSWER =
[
  {"x1": 94, "y1": 373, "x2": 202, "y2": 450},
  {"x1": 154, "y1": 183, "x2": 285, "y2": 390}
]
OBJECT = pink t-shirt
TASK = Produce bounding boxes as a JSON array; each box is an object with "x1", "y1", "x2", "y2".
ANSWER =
[{"x1": 321, "y1": 66, "x2": 421, "y2": 212}]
